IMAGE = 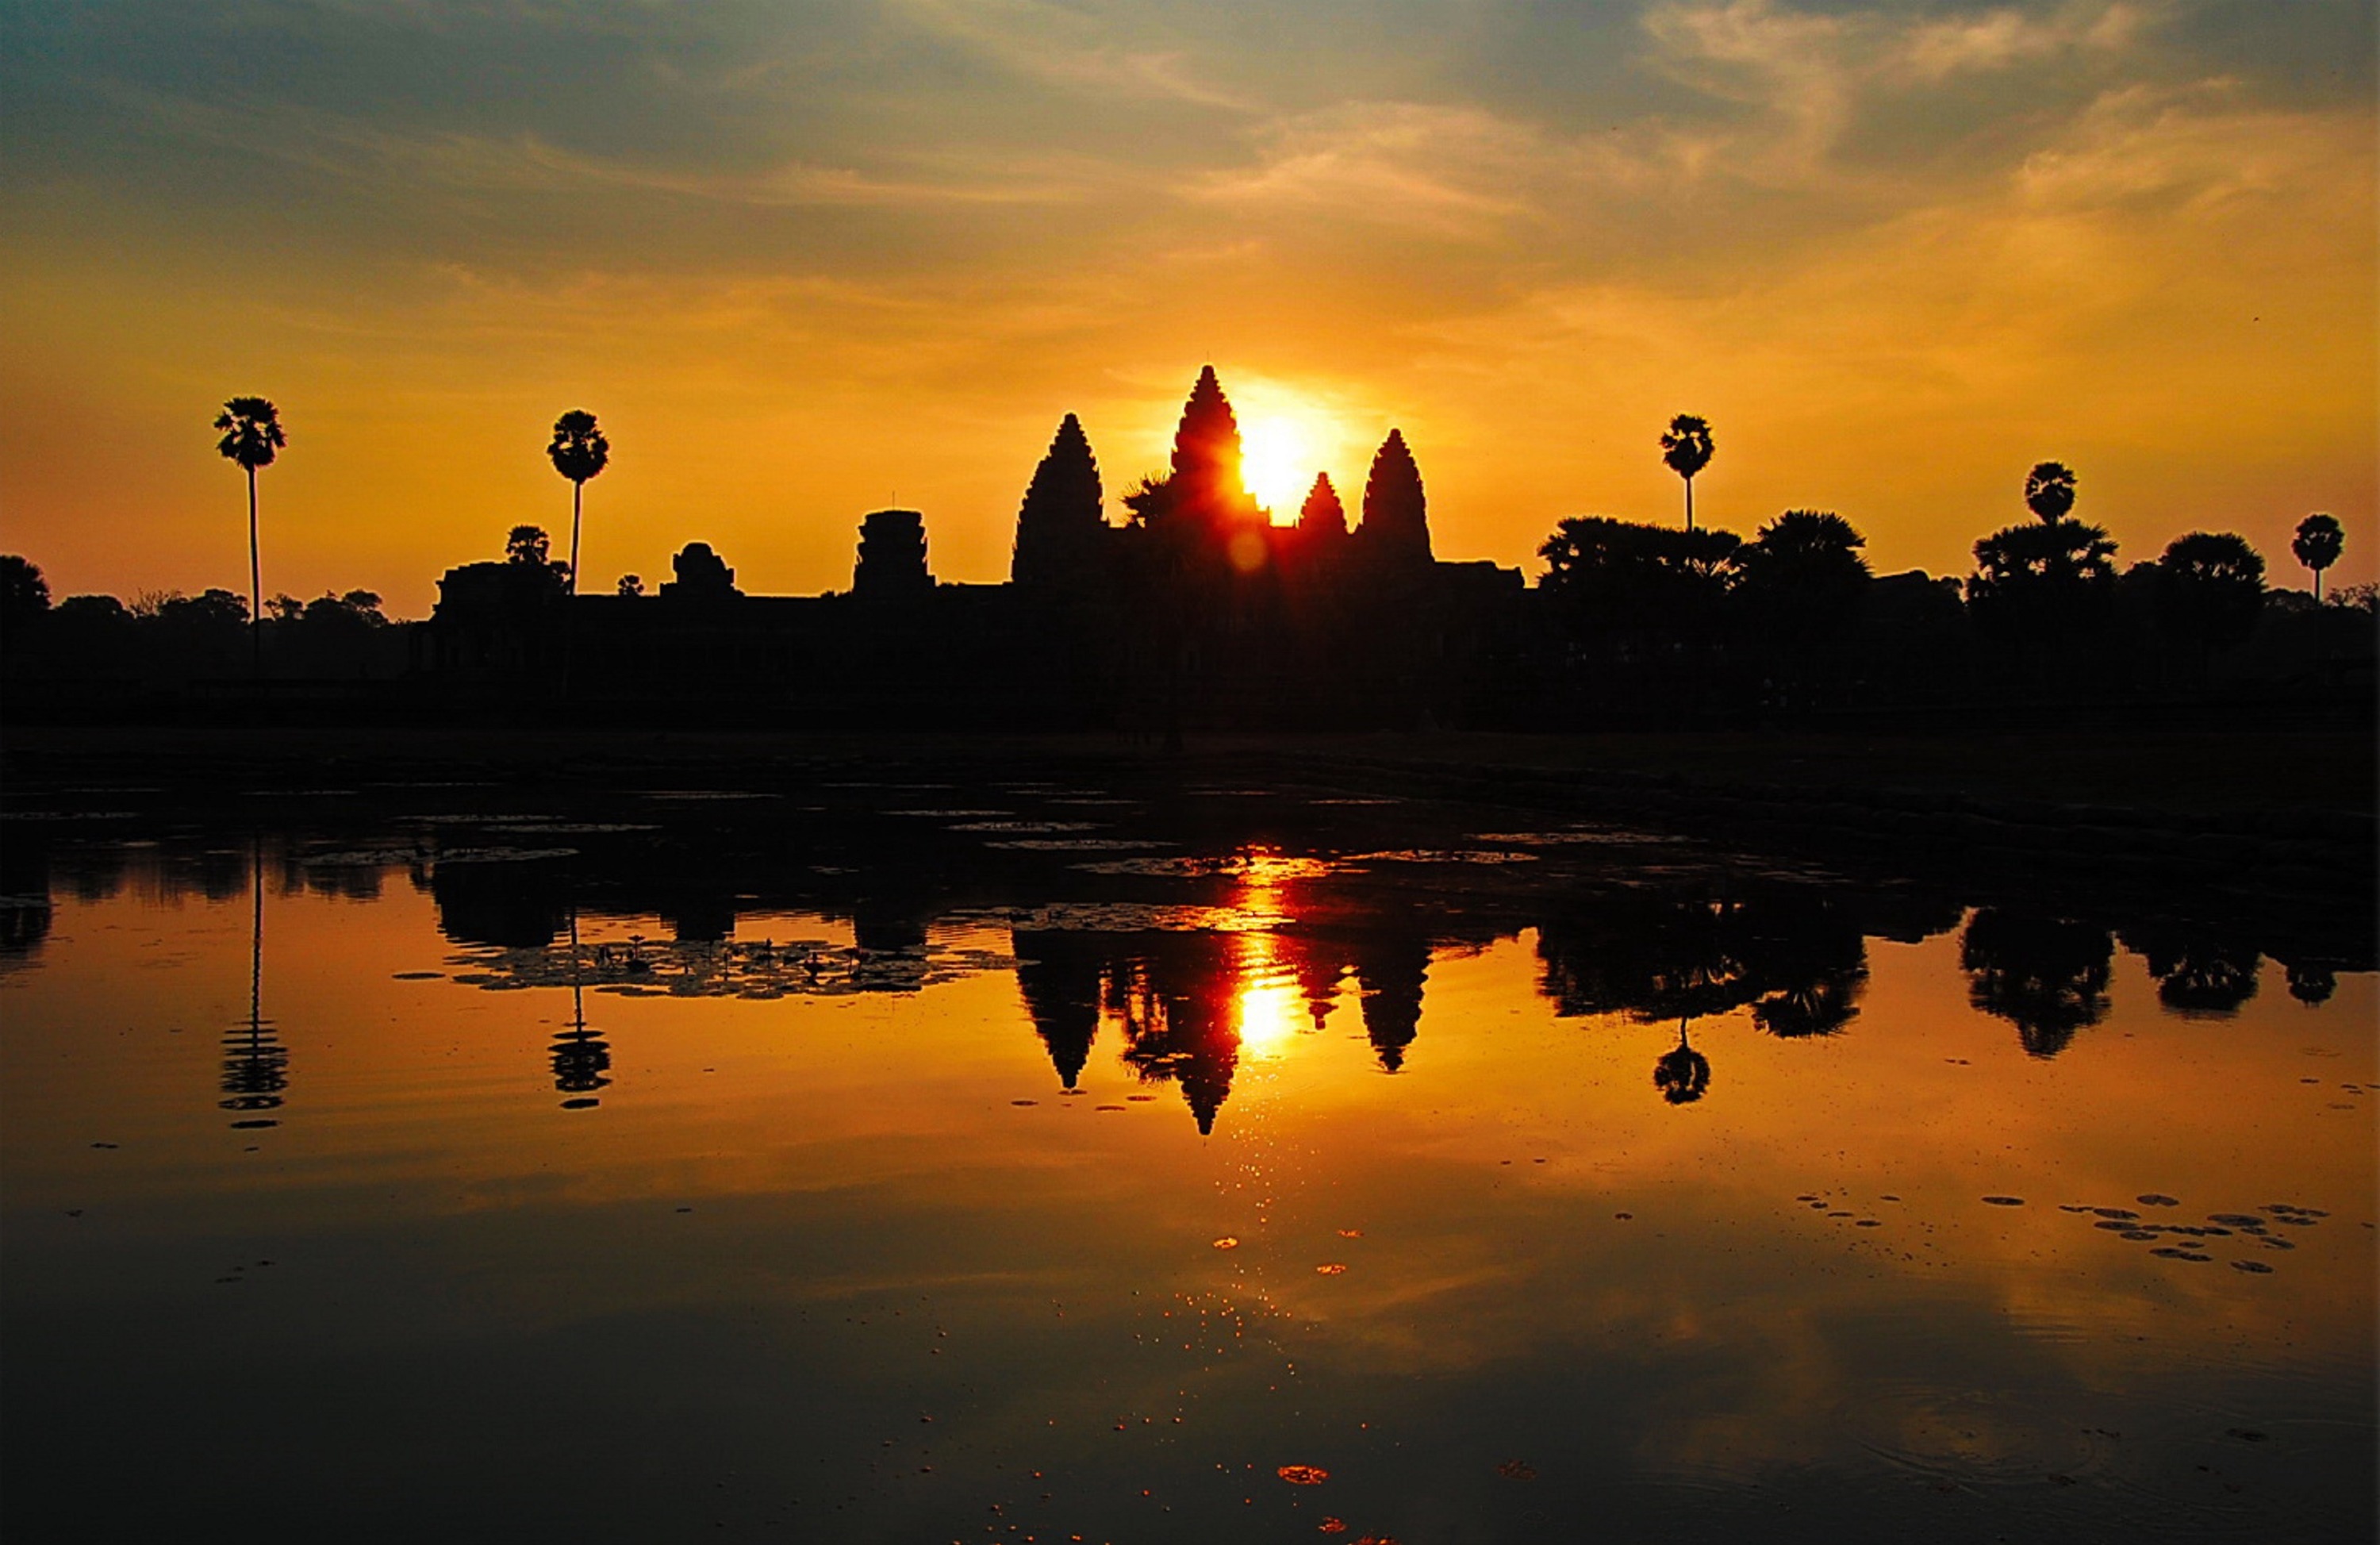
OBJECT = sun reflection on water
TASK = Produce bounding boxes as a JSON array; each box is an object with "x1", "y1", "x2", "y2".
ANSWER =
[{"x1": 1231, "y1": 848, "x2": 1308, "y2": 1063}]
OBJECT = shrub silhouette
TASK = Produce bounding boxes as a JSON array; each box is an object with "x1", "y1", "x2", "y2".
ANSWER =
[{"x1": 2149, "y1": 531, "x2": 2266, "y2": 659}]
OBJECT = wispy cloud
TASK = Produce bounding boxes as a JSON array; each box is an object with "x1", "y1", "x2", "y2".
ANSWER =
[
  {"x1": 1641, "y1": 0, "x2": 2167, "y2": 186},
  {"x1": 886, "y1": 0, "x2": 1263, "y2": 112},
  {"x1": 94, "y1": 79, "x2": 1101, "y2": 207}
]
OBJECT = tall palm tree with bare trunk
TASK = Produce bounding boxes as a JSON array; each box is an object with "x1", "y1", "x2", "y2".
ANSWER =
[
  {"x1": 2292, "y1": 513, "x2": 2344, "y2": 602},
  {"x1": 547, "y1": 410, "x2": 610, "y2": 595},
  {"x1": 214, "y1": 397, "x2": 285, "y2": 672},
  {"x1": 1660, "y1": 415, "x2": 1714, "y2": 531}
]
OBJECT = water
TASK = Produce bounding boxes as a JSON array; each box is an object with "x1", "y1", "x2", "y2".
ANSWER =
[{"x1": 2, "y1": 774, "x2": 2372, "y2": 1542}]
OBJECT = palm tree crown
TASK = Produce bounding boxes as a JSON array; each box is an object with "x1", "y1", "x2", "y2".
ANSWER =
[
  {"x1": 214, "y1": 397, "x2": 285, "y2": 471},
  {"x1": 1660, "y1": 414, "x2": 1714, "y2": 529},
  {"x1": 2023, "y1": 461, "x2": 2077, "y2": 523},
  {"x1": 548, "y1": 409, "x2": 609, "y2": 486},
  {"x1": 2292, "y1": 512, "x2": 2344, "y2": 601}
]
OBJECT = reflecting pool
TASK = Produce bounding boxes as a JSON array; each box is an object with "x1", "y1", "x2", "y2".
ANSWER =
[{"x1": 2, "y1": 774, "x2": 2372, "y2": 1542}]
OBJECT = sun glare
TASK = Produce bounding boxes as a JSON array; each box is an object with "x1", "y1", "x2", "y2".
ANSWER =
[{"x1": 1230, "y1": 384, "x2": 1363, "y2": 519}]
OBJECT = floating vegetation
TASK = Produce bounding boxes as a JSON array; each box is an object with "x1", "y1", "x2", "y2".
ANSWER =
[
  {"x1": 2136, "y1": 1193, "x2": 2181, "y2": 1206},
  {"x1": 958, "y1": 902, "x2": 1288, "y2": 933},
  {"x1": 1472, "y1": 828, "x2": 1689, "y2": 846},
  {"x1": 947, "y1": 820, "x2": 1106, "y2": 834},
  {"x1": 1344, "y1": 849, "x2": 1540, "y2": 866},
  {"x1": 481, "y1": 822, "x2": 659, "y2": 835},
  {"x1": 304, "y1": 845, "x2": 577, "y2": 866},
  {"x1": 1277, "y1": 1465, "x2": 1329, "y2": 1485},
  {"x1": 1982, "y1": 1196, "x2": 2025, "y2": 1206},
  {"x1": 1072, "y1": 854, "x2": 1334, "y2": 880},
  {"x1": 435, "y1": 847, "x2": 579, "y2": 865},
  {"x1": 445, "y1": 935, "x2": 1015, "y2": 999}
]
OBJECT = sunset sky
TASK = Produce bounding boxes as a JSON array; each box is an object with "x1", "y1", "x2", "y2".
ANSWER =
[{"x1": 3, "y1": 0, "x2": 2371, "y2": 614}]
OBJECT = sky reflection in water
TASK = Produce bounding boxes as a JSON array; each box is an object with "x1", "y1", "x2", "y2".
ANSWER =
[{"x1": 1, "y1": 802, "x2": 2372, "y2": 1543}]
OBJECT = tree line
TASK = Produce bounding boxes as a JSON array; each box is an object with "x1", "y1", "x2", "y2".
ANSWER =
[{"x1": 1534, "y1": 425, "x2": 2364, "y2": 716}]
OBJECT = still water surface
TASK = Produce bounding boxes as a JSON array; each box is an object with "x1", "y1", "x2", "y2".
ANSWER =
[{"x1": 3, "y1": 777, "x2": 2372, "y2": 1542}]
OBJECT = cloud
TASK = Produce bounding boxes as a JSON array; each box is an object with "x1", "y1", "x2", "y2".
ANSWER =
[
  {"x1": 885, "y1": 0, "x2": 1261, "y2": 112},
  {"x1": 92, "y1": 79, "x2": 1100, "y2": 208},
  {"x1": 1640, "y1": 0, "x2": 2168, "y2": 186}
]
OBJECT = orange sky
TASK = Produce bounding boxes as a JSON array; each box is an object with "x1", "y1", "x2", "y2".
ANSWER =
[{"x1": 2, "y1": 1, "x2": 2372, "y2": 614}]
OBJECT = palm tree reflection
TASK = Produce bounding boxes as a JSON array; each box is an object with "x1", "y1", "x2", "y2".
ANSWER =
[
  {"x1": 1653, "y1": 1020, "x2": 1711, "y2": 1105},
  {"x1": 551, "y1": 909, "x2": 612, "y2": 1108},
  {"x1": 1958, "y1": 909, "x2": 2113, "y2": 1057},
  {"x1": 220, "y1": 842, "x2": 289, "y2": 1128},
  {"x1": 1537, "y1": 886, "x2": 1873, "y2": 1105}
]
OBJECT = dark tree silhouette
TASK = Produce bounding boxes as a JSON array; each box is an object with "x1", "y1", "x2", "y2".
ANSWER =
[
  {"x1": 1653, "y1": 1022, "x2": 1710, "y2": 1105},
  {"x1": 213, "y1": 396, "x2": 285, "y2": 671},
  {"x1": 1966, "y1": 517, "x2": 2119, "y2": 645},
  {"x1": 2149, "y1": 531, "x2": 2266, "y2": 663},
  {"x1": 1959, "y1": 909, "x2": 2112, "y2": 1058},
  {"x1": 547, "y1": 409, "x2": 609, "y2": 596},
  {"x1": 2127, "y1": 930, "x2": 2262, "y2": 1018},
  {"x1": 1012, "y1": 412, "x2": 1107, "y2": 588},
  {"x1": 1297, "y1": 473, "x2": 1348, "y2": 540},
  {"x1": 2024, "y1": 461, "x2": 2078, "y2": 523},
  {"x1": 1538, "y1": 517, "x2": 1741, "y2": 638},
  {"x1": 1735, "y1": 509, "x2": 1870, "y2": 644},
  {"x1": 1752, "y1": 965, "x2": 1864, "y2": 1038},
  {"x1": 2291, "y1": 513, "x2": 2344, "y2": 602},
  {"x1": 507, "y1": 525, "x2": 552, "y2": 567},
  {"x1": 2284, "y1": 959, "x2": 2338, "y2": 1006},
  {"x1": 1356, "y1": 429, "x2": 1432, "y2": 567},
  {"x1": 1660, "y1": 414, "x2": 1715, "y2": 531},
  {"x1": 1, "y1": 554, "x2": 50, "y2": 647},
  {"x1": 616, "y1": 573, "x2": 643, "y2": 597}
]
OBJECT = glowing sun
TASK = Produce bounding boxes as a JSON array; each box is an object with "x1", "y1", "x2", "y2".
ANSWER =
[{"x1": 1233, "y1": 386, "x2": 1361, "y2": 518}]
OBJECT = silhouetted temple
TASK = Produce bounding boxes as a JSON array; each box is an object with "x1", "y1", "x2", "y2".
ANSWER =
[{"x1": 415, "y1": 366, "x2": 1527, "y2": 728}]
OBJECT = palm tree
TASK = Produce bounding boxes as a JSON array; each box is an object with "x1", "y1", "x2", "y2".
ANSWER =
[
  {"x1": 547, "y1": 409, "x2": 610, "y2": 596},
  {"x1": 1660, "y1": 415, "x2": 1714, "y2": 531},
  {"x1": 2292, "y1": 512, "x2": 2344, "y2": 602},
  {"x1": 213, "y1": 396, "x2": 285, "y2": 670},
  {"x1": 2023, "y1": 461, "x2": 2076, "y2": 523}
]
